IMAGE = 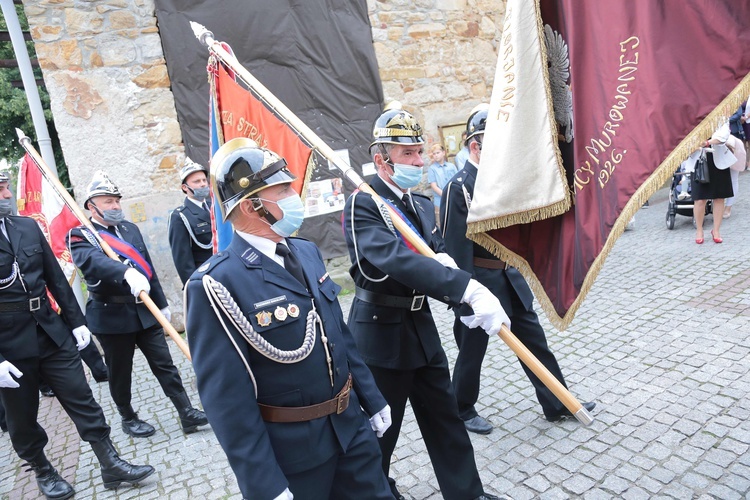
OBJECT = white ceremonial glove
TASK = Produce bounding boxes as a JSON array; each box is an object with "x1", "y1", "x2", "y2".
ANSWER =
[
  {"x1": 369, "y1": 404, "x2": 392, "y2": 438},
  {"x1": 0, "y1": 360, "x2": 23, "y2": 389},
  {"x1": 460, "y1": 279, "x2": 511, "y2": 336},
  {"x1": 273, "y1": 488, "x2": 294, "y2": 500},
  {"x1": 434, "y1": 252, "x2": 458, "y2": 269},
  {"x1": 160, "y1": 307, "x2": 172, "y2": 323},
  {"x1": 72, "y1": 325, "x2": 91, "y2": 351},
  {"x1": 123, "y1": 268, "x2": 150, "y2": 297}
]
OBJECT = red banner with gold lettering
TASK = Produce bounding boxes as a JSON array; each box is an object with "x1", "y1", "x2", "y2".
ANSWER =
[
  {"x1": 467, "y1": 0, "x2": 750, "y2": 330},
  {"x1": 215, "y1": 64, "x2": 313, "y2": 196}
]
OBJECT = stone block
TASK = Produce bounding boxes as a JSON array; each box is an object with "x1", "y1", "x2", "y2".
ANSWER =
[
  {"x1": 109, "y1": 10, "x2": 137, "y2": 29},
  {"x1": 65, "y1": 8, "x2": 104, "y2": 34},
  {"x1": 30, "y1": 25, "x2": 63, "y2": 42},
  {"x1": 133, "y1": 65, "x2": 170, "y2": 88},
  {"x1": 35, "y1": 39, "x2": 83, "y2": 70},
  {"x1": 435, "y1": 0, "x2": 467, "y2": 9},
  {"x1": 407, "y1": 23, "x2": 446, "y2": 39},
  {"x1": 97, "y1": 35, "x2": 137, "y2": 66}
]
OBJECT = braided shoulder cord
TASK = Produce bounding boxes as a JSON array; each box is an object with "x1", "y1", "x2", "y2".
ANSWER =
[
  {"x1": 80, "y1": 227, "x2": 103, "y2": 251},
  {"x1": 349, "y1": 191, "x2": 391, "y2": 283},
  {"x1": 179, "y1": 212, "x2": 213, "y2": 250},
  {"x1": 0, "y1": 261, "x2": 19, "y2": 289},
  {"x1": 202, "y1": 274, "x2": 317, "y2": 364}
]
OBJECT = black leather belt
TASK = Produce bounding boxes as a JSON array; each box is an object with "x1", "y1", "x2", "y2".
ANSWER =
[
  {"x1": 0, "y1": 295, "x2": 47, "y2": 312},
  {"x1": 89, "y1": 292, "x2": 142, "y2": 304},
  {"x1": 355, "y1": 287, "x2": 425, "y2": 311}
]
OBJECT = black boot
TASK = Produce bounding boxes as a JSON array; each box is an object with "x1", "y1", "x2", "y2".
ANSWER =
[
  {"x1": 117, "y1": 404, "x2": 156, "y2": 437},
  {"x1": 90, "y1": 438, "x2": 155, "y2": 489},
  {"x1": 26, "y1": 455, "x2": 74, "y2": 499},
  {"x1": 79, "y1": 342, "x2": 108, "y2": 382},
  {"x1": 170, "y1": 391, "x2": 208, "y2": 434}
]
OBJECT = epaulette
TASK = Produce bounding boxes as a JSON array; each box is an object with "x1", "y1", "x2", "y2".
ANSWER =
[
  {"x1": 288, "y1": 236, "x2": 310, "y2": 243},
  {"x1": 192, "y1": 252, "x2": 229, "y2": 278},
  {"x1": 412, "y1": 192, "x2": 432, "y2": 201}
]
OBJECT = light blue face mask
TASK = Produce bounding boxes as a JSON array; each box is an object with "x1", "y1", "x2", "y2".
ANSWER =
[
  {"x1": 267, "y1": 194, "x2": 305, "y2": 237},
  {"x1": 0, "y1": 199, "x2": 13, "y2": 217},
  {"x1": 389, "y1": 163, "x2": 423, "y2": 189}
]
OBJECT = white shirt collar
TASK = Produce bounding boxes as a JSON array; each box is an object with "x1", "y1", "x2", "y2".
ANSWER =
[
  {"x1": 186, "y1": 197, "x2": 204, "y2": 208},
  {"x1": 235, "y1": 231, "x2": 285, "y2": 266}
]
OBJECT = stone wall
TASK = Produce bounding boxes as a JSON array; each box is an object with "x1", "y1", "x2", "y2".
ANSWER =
[
  {"x1": 368, "y1": 0, "x2": 506, "y2": 146},
  {"x1": 23, "y1": 0, "x2": 507, "y2": 328}
]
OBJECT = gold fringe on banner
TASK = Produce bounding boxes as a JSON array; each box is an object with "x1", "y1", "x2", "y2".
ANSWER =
[{"x1": 469, "y1": 71, "x2": 750, "y2": 332}]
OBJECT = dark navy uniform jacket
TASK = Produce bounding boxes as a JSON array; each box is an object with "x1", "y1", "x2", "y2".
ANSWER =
[
  {"x1": 167, "y1": 197, "x2": 213, "y2": 285},
  {"x1": 440, "y1": 161, "x2": 533, "y2": 316},
  {"x1": 67, "y1": 220, "x2": 168, "y2": 334},
  {"x1": 0, "y1": 216, "x2": 85, "y2": 363},
  {"x1": 342, "y1": 175, "x2": 472, "y2": 370},
  {"x1": 185, "y1": 234, "x2": 386, "y2": 499}
]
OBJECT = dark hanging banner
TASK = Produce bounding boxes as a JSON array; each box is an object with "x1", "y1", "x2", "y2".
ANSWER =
[{"x1": 153, "y1": 0, "x2": 384, "y2": 258}]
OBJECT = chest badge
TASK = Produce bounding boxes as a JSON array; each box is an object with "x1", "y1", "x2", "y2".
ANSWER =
[
  {"x1": 287, "y1": 304, "x2": 300, "y2": 318},
  {"x1": 274, "y1": 306, "x2": 288, "y2": 322},
  {"x1": 256, "y1": 311, "x2": 273, "y2": 327}
]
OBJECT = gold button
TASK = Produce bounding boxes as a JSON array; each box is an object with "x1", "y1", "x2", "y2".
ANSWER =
[{"x1": 373, "y1": 315, "x2": 378, "y2": 320}]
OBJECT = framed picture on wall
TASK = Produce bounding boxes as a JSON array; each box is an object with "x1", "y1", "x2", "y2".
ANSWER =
[{"x1": 438, "y1": 123, "x2": 466, "y2": 161}]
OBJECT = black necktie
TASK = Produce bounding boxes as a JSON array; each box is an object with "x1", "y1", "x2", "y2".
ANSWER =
[
  {"x1": 402, "y1": 194, "x2": 420, "y2": 225},
  {"x1": 276, "y1": 242, "x2": 306, "y2": 287}
]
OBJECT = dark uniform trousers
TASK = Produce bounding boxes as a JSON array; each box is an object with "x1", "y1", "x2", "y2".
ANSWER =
[
  {"x1": 343, "y1": 176, "x2": 484, "y2": 500},
  {"x1": 186, "y1": 235, "x2": 393, "y2": 499},
  {"x1": 96, "y1": 326, "x2": 184, "y2": 408},
  {"x1": 1, "y1": 328, "x2": 110, "y2": 462},
  {"x1": 0, "y1": 216, "x2": 110, "y2": 463},
  {"x1": 68, "y1": 220, "x2": 186, "y2": 408},
  {"x1": 441, "y1": 162, "x2": 569, "y2": 421}
]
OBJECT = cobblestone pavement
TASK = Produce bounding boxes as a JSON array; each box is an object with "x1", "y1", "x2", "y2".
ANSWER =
[{"x1": 2, "y1": 175, "x2": 750, "y2": 499}]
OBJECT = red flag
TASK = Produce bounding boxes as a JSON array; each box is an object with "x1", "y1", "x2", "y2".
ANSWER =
[
  {"x1": 214, "y1": 63, "x2": 313, "y2": 197},
  {"x1": 17, "y1": 153, "x2": 81, "y2": 309},
  {"x1": 468, "y1": 0, "x2": 750, "y2": 330},
  {"x1": 207, "y1": 49, "x2": 315, "y2": 251}
]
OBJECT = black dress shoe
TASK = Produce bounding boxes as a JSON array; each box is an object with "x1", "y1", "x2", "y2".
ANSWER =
[
  {"x1": 545, "y1": 401, "x2": 596, "y2": 422},
  {"x1": 463, "y1": 415, "x2": 493, "y2": 435},
  {"x1": 93, "y1": 372, "x2": 109, "y2": 382},
  {"x1": 474, "y1": 494, "x2": 502, "y2": 500},
  {"x1": 40, "y1": 387, "x2": 55, "y2": 398}
]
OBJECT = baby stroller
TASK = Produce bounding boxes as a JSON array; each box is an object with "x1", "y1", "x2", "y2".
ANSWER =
[{"x1": 665, "y1": 164, "x2": 712, "y2": 229}]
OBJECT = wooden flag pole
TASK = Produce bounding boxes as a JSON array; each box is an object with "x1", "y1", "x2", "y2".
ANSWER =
[
  {"x1": 17, "y1": 129, "x2": 192, "y2": 362},
  {"x1": 191, "y1": 23, "x2": 592, "y2": 425}
]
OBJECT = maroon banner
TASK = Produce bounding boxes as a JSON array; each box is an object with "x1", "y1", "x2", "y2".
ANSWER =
[{"x1": 469, "y1": 0, "x2": 750, "y2": 329}]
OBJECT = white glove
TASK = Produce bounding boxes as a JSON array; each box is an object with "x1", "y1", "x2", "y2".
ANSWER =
[
  {"x1": 434, "y1": 252, "x2": 458, "y2": 269},
  {"x1": 273, "y1": 488, "x2": 293, "y2": 500},
  {"x1": 0, "y1": 360, "x2": 23, "y2": 388},
  {"x1": 460, "y1": 279, "x2": 511, "y2": 336},
  {"x1": 369, "y1": 404, "x2": 392, "y2": 438},
  {"x1": 72, "y1": 325, "x2": 91, "y2": 351},
  {"x1": 160, "y1": 307, "x2": 171, "y2": 322},
  {"x1": 124, "y1": 268, "x2": 150, "y2": 298}
]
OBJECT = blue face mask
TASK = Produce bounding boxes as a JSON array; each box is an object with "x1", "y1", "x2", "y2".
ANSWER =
[
  {"x1": 0, "y1": 199, "x2": 13, "y2": 217},
  {"x1": 267, "y1": 194, "x2": 305, "y2": 237},
  {"x1": 389, "y1": 163, "x2": 423, "y2": 189}
]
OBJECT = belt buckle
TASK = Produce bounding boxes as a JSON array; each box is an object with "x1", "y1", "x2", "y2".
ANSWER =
[
  {"x1": 410, "y1": 295, "x2": 425, "y2": 311},
  {"x1": 29, "y1": 297, "x2": 41, "y2": 311}
]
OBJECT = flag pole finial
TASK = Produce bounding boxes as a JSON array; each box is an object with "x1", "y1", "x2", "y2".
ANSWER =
[
  {"x1": 16, "y1": 128, "x2": 29, "y2": 144},
  {"x1": 190, "y1": 21, "x2": 214, "y2": 47}
]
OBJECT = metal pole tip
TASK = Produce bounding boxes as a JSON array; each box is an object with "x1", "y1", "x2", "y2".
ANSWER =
[{"x1": 574, "y1": 407, "x2": 594, "y2": 426}]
